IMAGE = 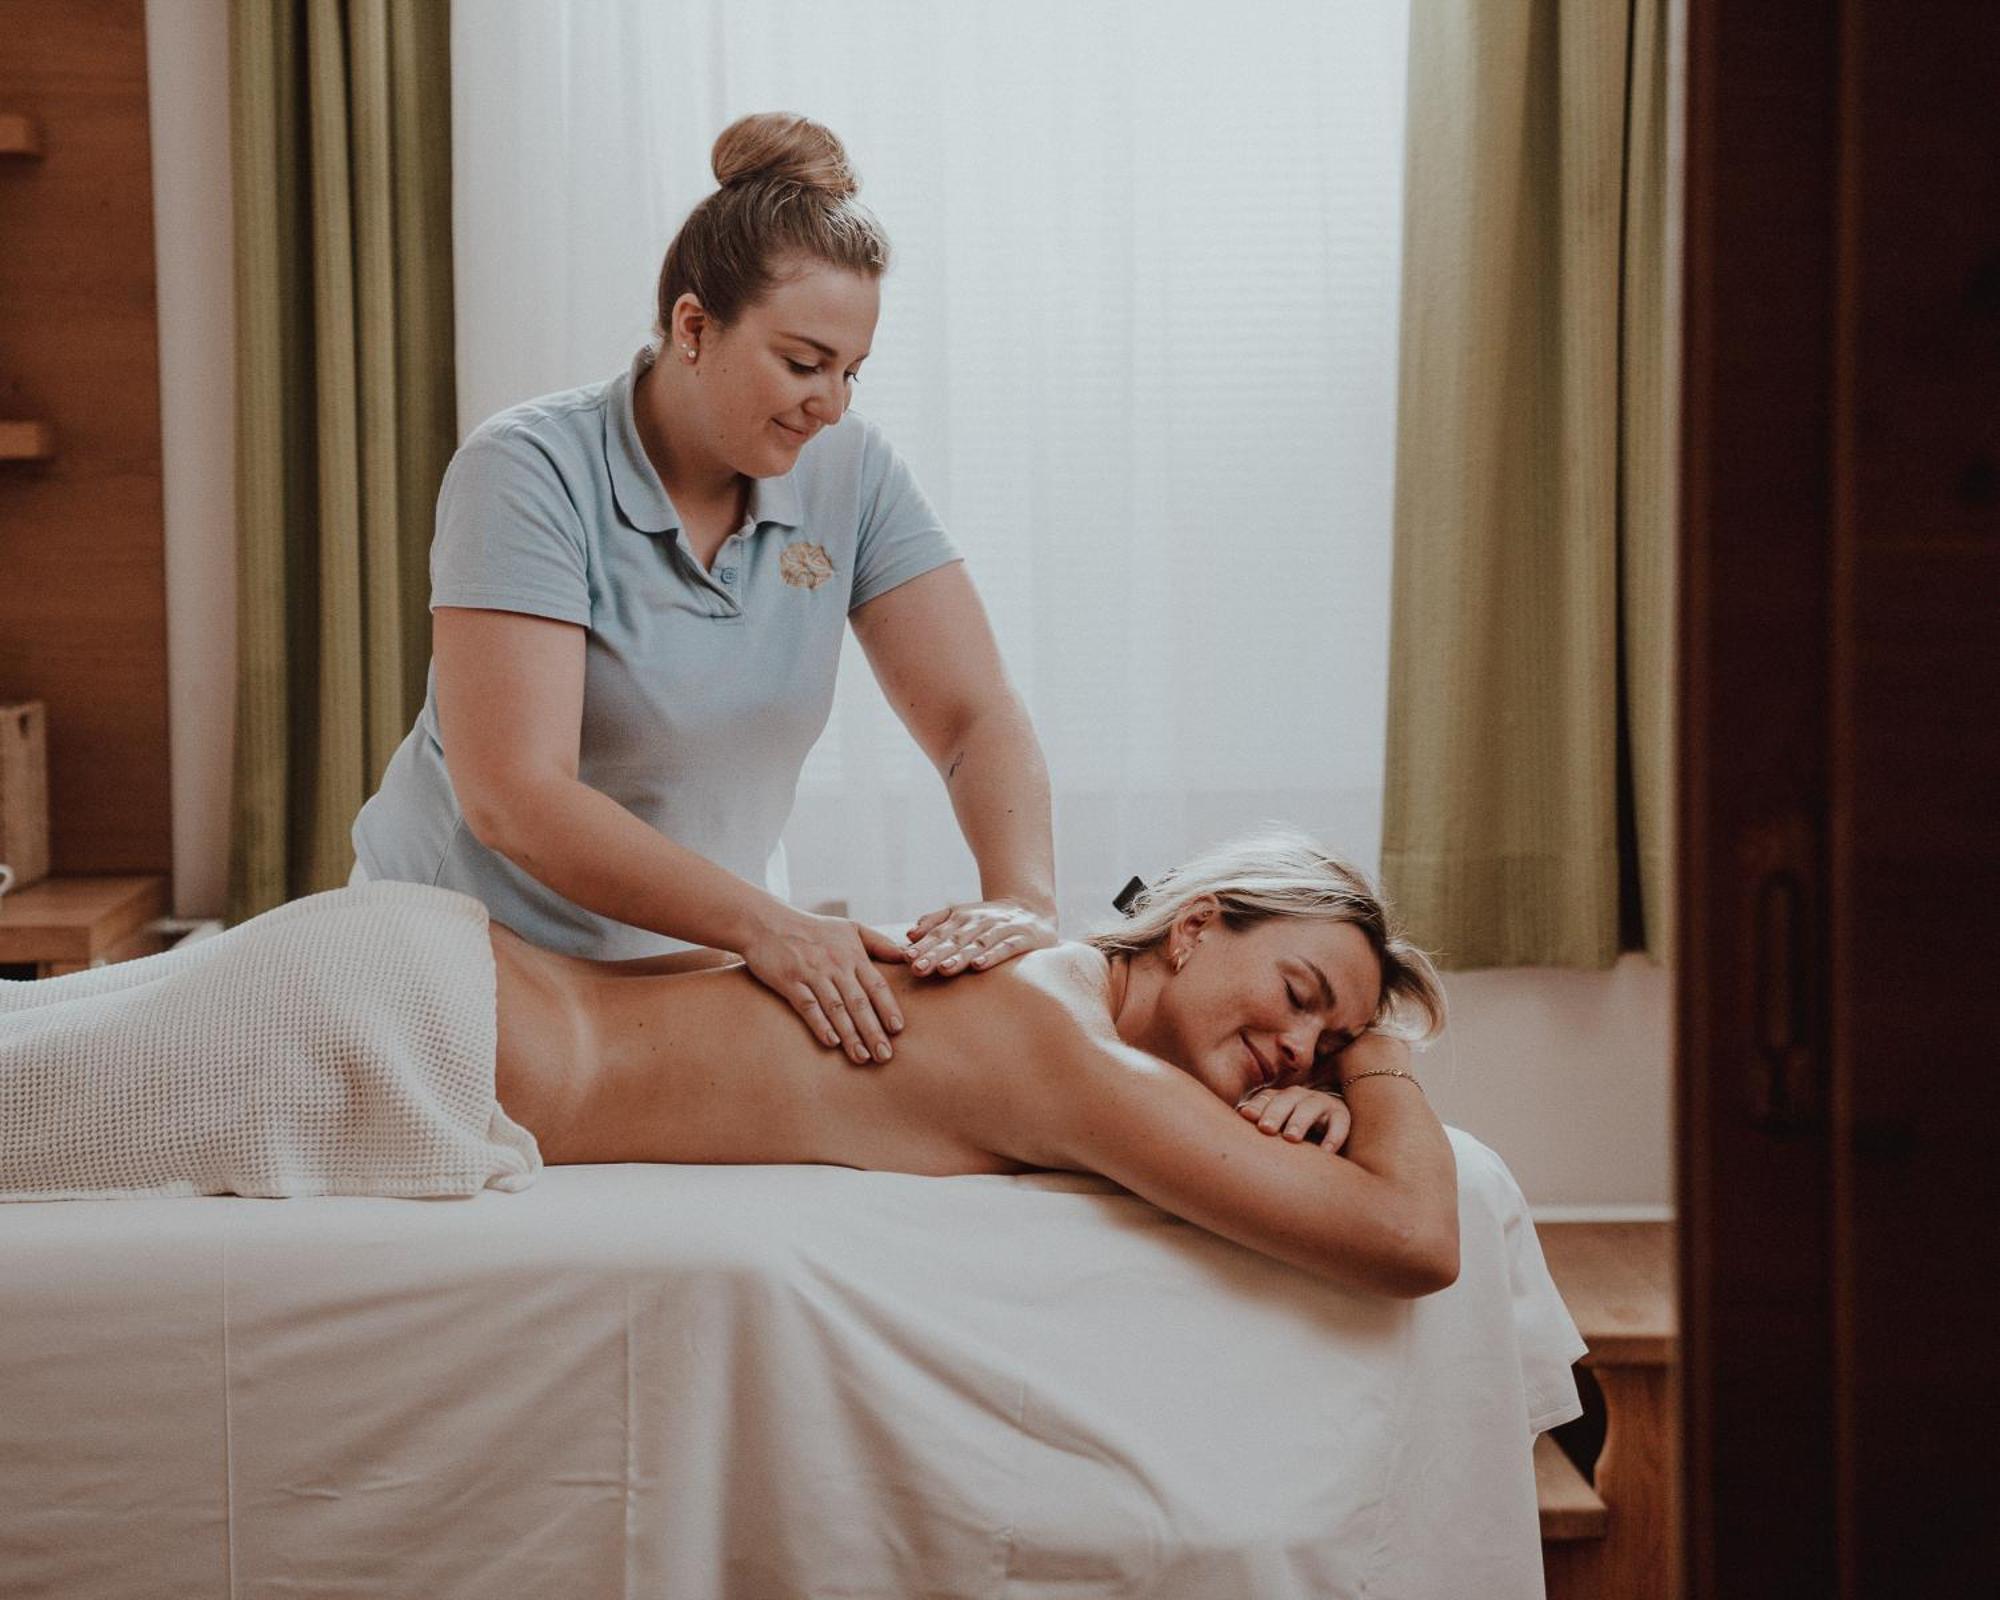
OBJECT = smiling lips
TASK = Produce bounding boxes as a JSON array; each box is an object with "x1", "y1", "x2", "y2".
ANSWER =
[
  {"x1": 1241, "y1": 1032, "x2": 1274, "y2": 1090},
  {"x1": 773, "y1": 419, "x2": 814, "y2": 442}
]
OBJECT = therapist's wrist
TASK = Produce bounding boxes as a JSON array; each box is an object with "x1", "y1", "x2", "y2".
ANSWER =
[
  {"x1": 985, "y1": 886, "x2": 1057, "y2": 923},
  {"x1": 725, "y1": 888, "x2": 809, "y2": 954}
]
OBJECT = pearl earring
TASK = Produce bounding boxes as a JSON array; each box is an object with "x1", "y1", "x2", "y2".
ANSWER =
[{"x1": 684, "y1": 347, "x2": 697, "y2": 361}]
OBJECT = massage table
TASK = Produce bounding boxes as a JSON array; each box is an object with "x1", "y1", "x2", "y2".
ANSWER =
[{"x1": 0, "y1": 1127, "x2": 1583, "y2": 1598}]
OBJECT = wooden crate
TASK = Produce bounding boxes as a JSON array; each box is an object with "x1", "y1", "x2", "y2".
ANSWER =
[{"x1": 0, "y1": 700, "x2": 50, "y2": 891}]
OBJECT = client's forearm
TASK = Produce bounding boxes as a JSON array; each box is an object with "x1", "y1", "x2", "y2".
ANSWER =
[{"x1": 1335, "y1": 1072, "x2": 1459, "y2": 1284}]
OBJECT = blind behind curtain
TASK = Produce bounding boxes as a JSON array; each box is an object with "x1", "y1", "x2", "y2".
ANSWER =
[
  {"x1": 452, "y1": 0, "x2": 1414, "y2": 936},
  {"x1": 1381, "y1": 0, "x2": 1676, "y2": 970},
  {"x1": 228, "y1": 0, "x2": 455, "y2": 920}
]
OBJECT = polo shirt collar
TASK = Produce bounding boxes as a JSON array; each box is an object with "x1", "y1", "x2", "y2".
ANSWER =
[
  {"x1": 747, "y1": 462, "x2": 805, "y2": 531},
  {"x1": 606, "y1": 346, "x2": 677, "y2": 533},
  {"x1": 607, "y1": 345, "x2": 806, "y2": 536}
]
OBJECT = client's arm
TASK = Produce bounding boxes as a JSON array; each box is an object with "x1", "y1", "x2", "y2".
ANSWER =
[{"x1": 1035, "y1": 1034, "x2": 1459, "y2": 1298}]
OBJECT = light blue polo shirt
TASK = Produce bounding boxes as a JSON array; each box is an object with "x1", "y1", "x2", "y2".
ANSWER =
[{"x1": 351, "y1": 344, "x2": 961, "y2": 958}]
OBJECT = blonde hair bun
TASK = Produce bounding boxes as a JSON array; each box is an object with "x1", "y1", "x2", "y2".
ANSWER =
[{"x1": 712, "y1": 112, "x2": 860, "y2": 198}]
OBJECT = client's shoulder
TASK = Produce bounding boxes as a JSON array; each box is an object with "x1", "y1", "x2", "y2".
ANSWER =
[
  {"x1": 898, "y1": 940, "x2": 1115, "y2": 1050},
  {"x1": 993, "y1": 941, "x2": 1117, "y2": 1031}
]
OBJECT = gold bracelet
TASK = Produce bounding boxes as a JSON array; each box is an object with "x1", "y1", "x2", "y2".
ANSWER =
[{"x1": 1339, "y1": 1067, "x2": 1424, "y2": 1094}]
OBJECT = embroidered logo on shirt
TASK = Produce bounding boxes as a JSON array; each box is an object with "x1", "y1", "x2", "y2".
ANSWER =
[{"x1": 779, "y1": 542, "x2": 835, "y2": 590}]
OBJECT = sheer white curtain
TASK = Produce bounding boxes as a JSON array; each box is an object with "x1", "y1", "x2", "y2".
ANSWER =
[{"x1": 453, "y1": 0, "x2": 1412, "y2": 936}]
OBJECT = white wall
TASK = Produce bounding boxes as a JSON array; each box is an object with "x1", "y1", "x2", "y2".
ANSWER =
[
  {"x1": 140, "y1": 0, "x2": 1672, "y2": 1215},
  {"x1": 1426, "y1": 958, "x2": 1672, "y2": 1216},
  {"x1": 145, "y1": 0, "x2": 235, "y2": 921}
]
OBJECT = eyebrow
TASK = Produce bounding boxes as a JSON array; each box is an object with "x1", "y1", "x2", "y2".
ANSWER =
[{"x1": 778, "y1": 333, "x2": 867, "y2": 362}]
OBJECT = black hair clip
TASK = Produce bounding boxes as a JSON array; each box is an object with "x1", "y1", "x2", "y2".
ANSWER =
[{"x1": 1112, "y1": 876, "x2": 1147, "y2": 916}]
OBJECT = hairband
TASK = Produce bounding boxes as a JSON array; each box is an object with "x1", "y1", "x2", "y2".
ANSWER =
[{"x1": 1113, "y1": 876, "x2": 1147, "y2": 916}]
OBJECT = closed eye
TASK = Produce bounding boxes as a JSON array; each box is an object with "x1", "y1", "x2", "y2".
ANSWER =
[{"x1": 784, "y1": 359, "x2": 860, "y2": 385}]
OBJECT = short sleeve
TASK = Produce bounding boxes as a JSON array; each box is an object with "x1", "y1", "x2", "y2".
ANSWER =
[
  {"x1": 430, "y1": 429, "x2": 593, "y2": 627},
  {"x1": 848, "y1": 421, "x2": 962, "y2": 613}
]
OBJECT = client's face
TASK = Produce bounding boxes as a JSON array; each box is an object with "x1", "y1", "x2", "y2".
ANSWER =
[{"x1": 1140, "y1": 912, "x2": 1385, "y2": 1106}]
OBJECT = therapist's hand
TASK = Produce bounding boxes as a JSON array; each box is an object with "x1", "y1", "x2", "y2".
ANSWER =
[
  {"x1": 739, "y1": 909, "x2": 909, "y2": 1065},
  {"x1": 904, "y1": 897, "x2": 1058, "y2": 977}
]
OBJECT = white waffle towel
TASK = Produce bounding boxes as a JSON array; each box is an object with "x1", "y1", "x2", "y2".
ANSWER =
[{"x1": 1, "y1": 881, "x2": 542, "y2": 1201}]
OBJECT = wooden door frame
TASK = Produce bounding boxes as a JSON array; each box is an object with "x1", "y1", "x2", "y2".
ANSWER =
[
  {"x1": 1677, "y1": 0, "x2": 1842, "y2": 1592},
  {"x1": 1679, "y1": 0, "x2": 2000, "y2": 1592}
]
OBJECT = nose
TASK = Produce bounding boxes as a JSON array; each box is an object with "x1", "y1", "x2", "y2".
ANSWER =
[
  {"x1": 1277, "y1": 1021, "x2": 1317, "y2": 1074},
  {"x1": 803, "y1": 370, "x2": 847, "y2": 426}
]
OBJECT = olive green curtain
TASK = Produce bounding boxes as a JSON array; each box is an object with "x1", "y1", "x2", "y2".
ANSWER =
[
  {"x1": 1381, "y1": 0, "x2": 1675, "y2": 970},
  {"x1": 228, "y1": 0, "x2": 455, "y2": 920}
]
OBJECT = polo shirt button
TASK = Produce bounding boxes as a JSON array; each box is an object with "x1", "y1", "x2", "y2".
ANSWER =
[{"x1": 718, "y1": 566, "x2": 737, "y2": 583}]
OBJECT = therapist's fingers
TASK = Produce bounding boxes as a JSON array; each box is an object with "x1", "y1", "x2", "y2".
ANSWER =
[
  {"x1": 937, "y1": 931, "x2": 1003, "y2": 974},
  {"x1": 906, "y1": 906, "x2": 952, "y2": 941},
  {"x1": 854, "y1": 961, "x2": 904, "y2": 1036},
  {"x1": 912, "y1": 926, "x2": 982, "y2": 974},
  {"x1": 969, "y1": 935, "x2": 1025, "y2": 970},
  {"x1": 838, "y1": 972, "x2": 894, "y2": 1063},
  {"x1": 856, "y1": 922, "x2": 912, "y2": 970},
  {"x1": 791, "y1": 988, "x2": 844, "y2": 1051},
  {"x1": 811, "y1": 979, "x2": 874, "y2": 1066},
  {"x1": 911, "y1": 902, "x2": 1058, "y2": 976}
]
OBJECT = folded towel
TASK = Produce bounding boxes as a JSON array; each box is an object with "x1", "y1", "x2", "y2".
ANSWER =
[{"x1": 1, "y1": 882, "x2": 541, "y2": 1201}]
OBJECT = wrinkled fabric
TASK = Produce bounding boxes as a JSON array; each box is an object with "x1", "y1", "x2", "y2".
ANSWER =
[
  {"x1": 0, "y1": 882, "x2": 538, "y2": 1202},
  {"x1": 0, "y1": 1129, "x2": 1581, "y2": 1599}
]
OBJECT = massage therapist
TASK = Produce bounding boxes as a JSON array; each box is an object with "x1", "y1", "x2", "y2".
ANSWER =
[{"x1": 351, "y1": 112, "x2": 1058, "y2": 1066}]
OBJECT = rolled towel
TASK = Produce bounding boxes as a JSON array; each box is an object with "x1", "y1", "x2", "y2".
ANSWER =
[{"x1": 1, "y1": 881, "x2": 541, "y2": 1202}]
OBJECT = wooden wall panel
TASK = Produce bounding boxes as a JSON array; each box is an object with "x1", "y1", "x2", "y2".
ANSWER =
[{"x1": 0, "y1": 0, "x2": 171, "y2": 876}]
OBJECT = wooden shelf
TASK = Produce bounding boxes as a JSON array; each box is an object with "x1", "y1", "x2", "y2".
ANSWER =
[
  {"x1": 0, "y1": 112, "x2": 43, "y2": 158},
  {"x1": 1538, "y1": 1221, "x2": 1676, "y2": 1368},
  {"x1": 1536, "y1": 1433, "x2": 1609, "y2": 1541},
  {"x1": 0, "y1": 420, "x2": 55, "y2": 461},
  {"x1": 0, "y1": 874, "x2": 170, "y2": 973}
]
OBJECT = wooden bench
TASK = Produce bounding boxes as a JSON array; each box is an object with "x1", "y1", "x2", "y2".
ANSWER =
[{"x1": 1535, "y1": 1221, "x2": 1678, "y2": 1600}]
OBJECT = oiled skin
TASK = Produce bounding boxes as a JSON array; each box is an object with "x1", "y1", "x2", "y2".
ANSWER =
[
  {"x1": 488, "y1": 927, "x2": 1462, "y2": 1299},
  {"x1": 490, "y1": 925, "x2": 1092, "y2": 1175}
]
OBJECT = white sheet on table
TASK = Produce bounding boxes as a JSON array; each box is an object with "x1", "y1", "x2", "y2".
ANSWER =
[{"x1": 0, "y1": 1128, "x2": 1583, "y2": 1599}]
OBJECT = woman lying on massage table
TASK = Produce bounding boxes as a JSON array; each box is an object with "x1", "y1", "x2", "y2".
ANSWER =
[
  {"x1": 492, "y1": 828, "x2": 1458, "y2": 1298},
  {"x1": 1, "y1": 830, "x2": 1456, "y2": 1300}
]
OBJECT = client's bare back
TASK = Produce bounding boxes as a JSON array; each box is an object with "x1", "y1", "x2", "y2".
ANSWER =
[{"x1": 489, "y1": 924, "x2": 1066, "y2": 1176}]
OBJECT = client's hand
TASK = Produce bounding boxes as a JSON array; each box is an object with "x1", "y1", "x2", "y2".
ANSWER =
[
  {"x1": 1237, "y1": 1086, "x2": 1353, "y2": 1153},
  {"x1": 904, "y1": 897, "x2": 1058, "y2": 977},
  {"x1": 739, "y1": 909, "x2": 909, "y2": 1065}
]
